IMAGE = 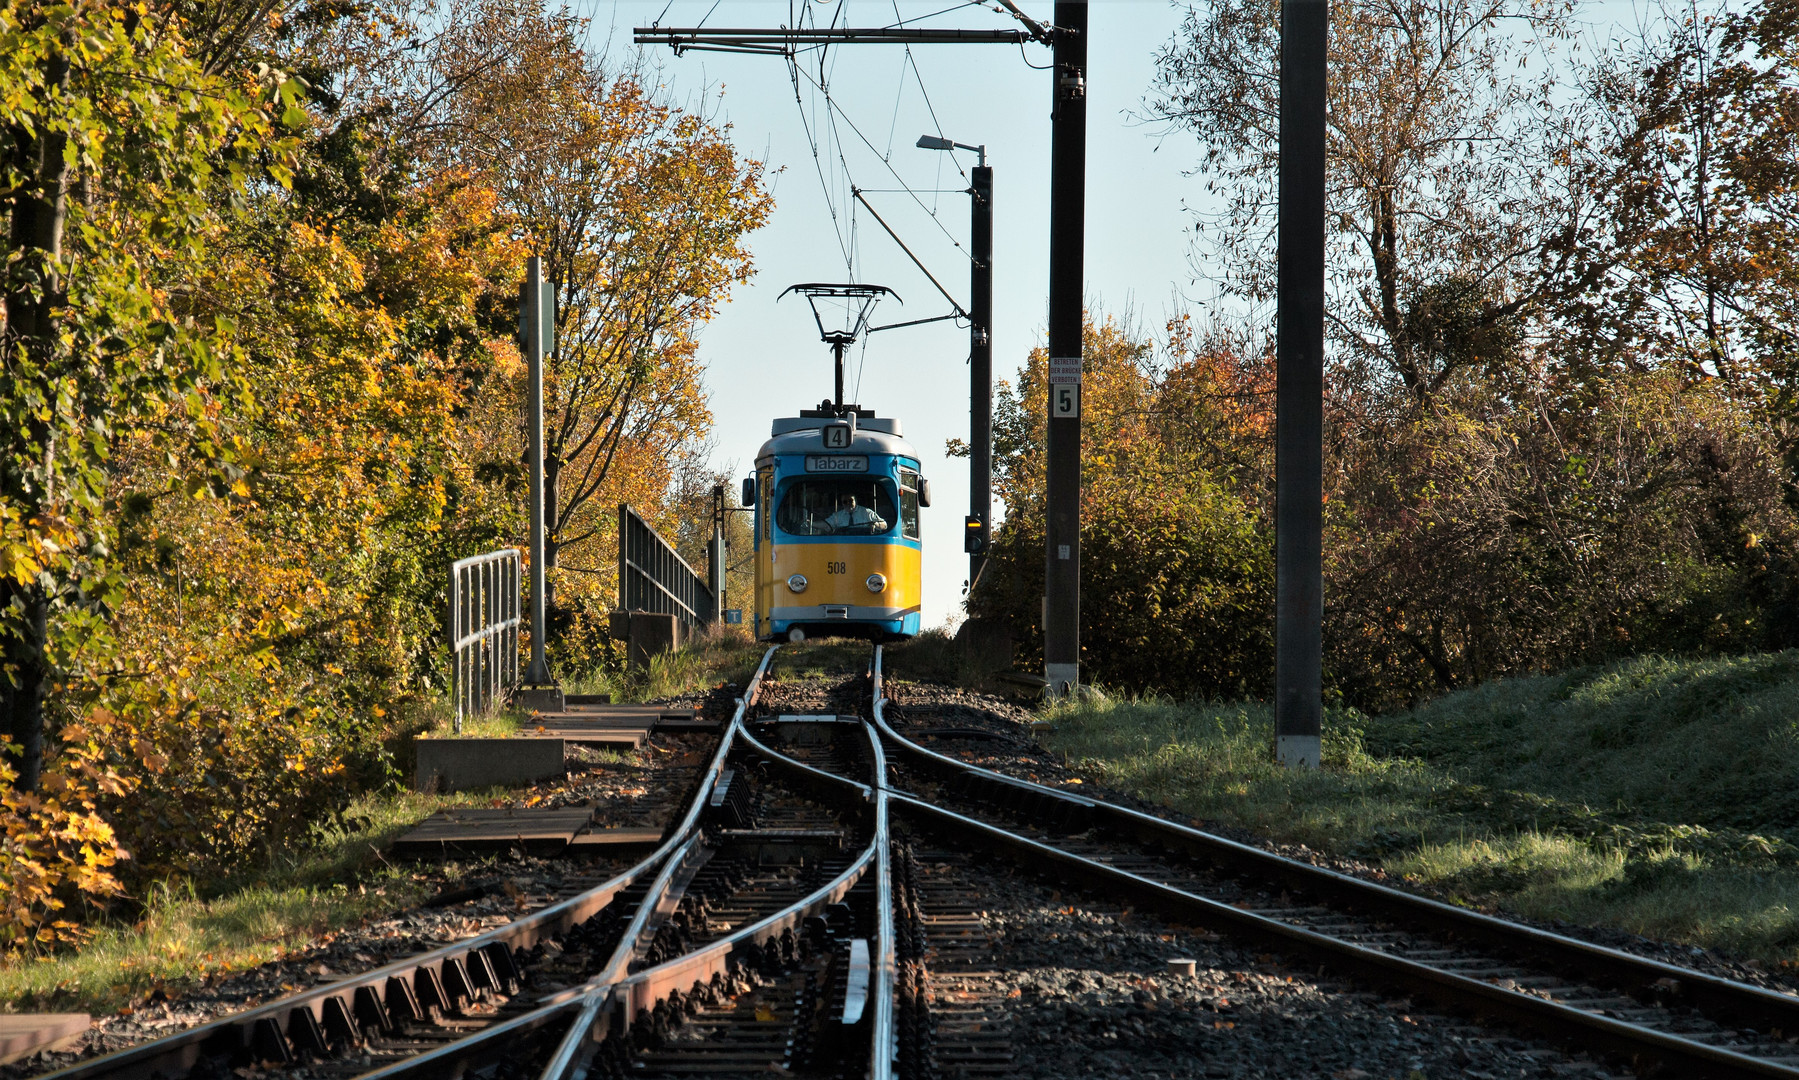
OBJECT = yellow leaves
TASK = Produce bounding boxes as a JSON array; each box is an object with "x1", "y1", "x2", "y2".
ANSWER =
[
  {"x1": 0, "y1": 730, "x2": 129, "y2": 951},
  {"x1": 0, "y1": 507, "x2": 81, "y2": 586}
]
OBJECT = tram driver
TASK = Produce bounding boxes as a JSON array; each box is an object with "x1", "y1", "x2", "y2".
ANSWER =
[{"x1": 826, "y1": 493, "x2": 887, "y2": 533}]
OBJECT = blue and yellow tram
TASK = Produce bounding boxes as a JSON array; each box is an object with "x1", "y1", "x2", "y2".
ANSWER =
[{"x1": 743, "y1": 409, "x2": 929, "y2": 641}]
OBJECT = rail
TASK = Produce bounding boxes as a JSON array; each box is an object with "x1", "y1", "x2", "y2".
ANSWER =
[
  {"x1": 868, "y1": 645, "x2": 1799, "y2": 1079},
  {"x1": 366, "y1": 646, "x2": 782, "y2": 1080},
  {"x1": 448, "y1": 548, "x2": 522, "y2": 729},
  {"x1": 535, "y1": 654, "x2": 896, "y2": 1080},
  {"x1": 40, "y1": 647, "x2": 779, "y2": 1080},
  {"x1": 56, "y1": 641, "x2": 1799, "y2": 1080},
  {"x1": 618, "y1": 503, "x2": 715, "y2": 638}
]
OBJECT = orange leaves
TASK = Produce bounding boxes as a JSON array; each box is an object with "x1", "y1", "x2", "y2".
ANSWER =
[
  {"x1": 0, "y1": 716, "x2": 132, "y2": 952},
  {"x1": 975, "y1": 311, "x2": 1274, "y2": 696}
]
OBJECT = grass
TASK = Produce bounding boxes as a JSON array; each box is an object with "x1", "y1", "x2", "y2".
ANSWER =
[
  {"x1": 559, "y1": 625, "x2": 766, "y2": 704},
  {"x1": 764, "y1": 628, "x2": 968, "y2": 685},
  {"x1": 0, "y1": 787, "x2": 515, "y2": 1013},
  {"x1": 767, "y1": 636, "x2": 877, "y2": 679},
  {"x1": 1038, "y1": 653, "x2": 1799, "y2": 966},
  {"x1": 1, "y1": 628, "x2": 768, "y2": 1012}
]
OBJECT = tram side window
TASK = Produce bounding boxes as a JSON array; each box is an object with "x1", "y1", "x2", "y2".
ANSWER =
[
  {"x1": 777, "y1": 479, "x2": 897, "y2": 535},
  {"x1": 899, "y1": 468, "x2": 921, "y2": 540}
]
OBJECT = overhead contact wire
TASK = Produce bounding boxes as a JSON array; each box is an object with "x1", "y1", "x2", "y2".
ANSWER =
[
  {"x1": 788, "y1": 62, "x2": 967, "y2": 256},
  {"x1": 787, "y1": 48, "x2": 852, "y2": 271}
]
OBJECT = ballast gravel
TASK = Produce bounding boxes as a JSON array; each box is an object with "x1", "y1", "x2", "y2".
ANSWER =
[
  {"x1": 934, "y1": 859, "x2": 1604, "y2": 1080},
  {"x1": 882, "y1": 677, "x2": 1799, "y2": 1002}
]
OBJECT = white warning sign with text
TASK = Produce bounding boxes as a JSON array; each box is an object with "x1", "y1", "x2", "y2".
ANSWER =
[{"x1": 1048, "y1": 356, "x2": 1082, "y2": 385}]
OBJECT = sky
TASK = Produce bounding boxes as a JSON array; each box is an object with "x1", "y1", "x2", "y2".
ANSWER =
[{"x1": 585, "y1": 0, "x2": 1202, "y2": 630}]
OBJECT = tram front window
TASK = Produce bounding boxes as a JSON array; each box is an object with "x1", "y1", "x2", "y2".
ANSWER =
[{"x1": 777, "y1": 480, "x2": 897, "y2": 535}]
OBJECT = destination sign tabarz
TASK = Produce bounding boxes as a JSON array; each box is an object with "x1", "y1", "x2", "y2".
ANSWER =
[{"x1": 805, "y1": 455, "x2": 869, "y2": 473}]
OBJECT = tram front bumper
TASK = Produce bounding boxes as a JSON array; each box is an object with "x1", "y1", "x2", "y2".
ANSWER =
[{"x1": 770, "y1": 603, "x2": 920, "y2": 623}]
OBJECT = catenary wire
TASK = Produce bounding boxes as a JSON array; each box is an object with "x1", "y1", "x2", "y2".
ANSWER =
[
  {"x1": 787, "y1": 53, "x2": 854, "y2": 271},
  {"x1": 788, "y1": 60, "x2": 968, "y2": 258}
]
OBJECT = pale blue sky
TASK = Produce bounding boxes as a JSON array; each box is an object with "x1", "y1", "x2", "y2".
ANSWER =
[{"x1": 588, "y1": 0, "x2": 1200, "y2": 629}]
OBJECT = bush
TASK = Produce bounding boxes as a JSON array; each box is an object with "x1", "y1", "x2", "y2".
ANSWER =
[{"x1": 970, "y1": 314, "x2": 1274, "y2": 697}]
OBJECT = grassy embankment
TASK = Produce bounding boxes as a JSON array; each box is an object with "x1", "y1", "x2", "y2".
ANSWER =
[
  {"x1": 0, "y1": 629, "x2": 766, "y2": 1013},
  {"x1": 1040, "y1": 652, "x2": 1799, "y2": 966}
]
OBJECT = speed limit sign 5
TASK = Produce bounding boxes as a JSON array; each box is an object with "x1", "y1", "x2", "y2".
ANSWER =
[{"x1": 1051, "y1": 383, "x2": 1080, "y2": 417}]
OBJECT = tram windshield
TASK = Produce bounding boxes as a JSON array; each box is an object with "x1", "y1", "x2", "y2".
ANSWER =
[{"x1": 777, "y1": 479, "x2": 897, "y2": 536}]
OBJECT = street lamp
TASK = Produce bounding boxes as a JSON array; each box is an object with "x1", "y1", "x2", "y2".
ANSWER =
[
  {"x1": 915, "y1": 134, "x2": 987, "y2": 168},
  {"x1": 916, "y1": 135, "x2": 993, "y2": 590}
]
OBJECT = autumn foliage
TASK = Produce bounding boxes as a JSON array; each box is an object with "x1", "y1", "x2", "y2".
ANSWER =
[
  {"x1": 0, "y1": 0, "x2": 768, "y2": 945},
  {"x1": 970, "y1": 0, "x2": 1799, "y2": 712},
  {"x1": 970, "y1": 316, "x2": 1275, "y2": 698}
]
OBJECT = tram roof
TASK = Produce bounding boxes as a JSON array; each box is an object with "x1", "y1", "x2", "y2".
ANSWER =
[{"x1": 757, "y1": 415, "x2": 918, "y2": 461}]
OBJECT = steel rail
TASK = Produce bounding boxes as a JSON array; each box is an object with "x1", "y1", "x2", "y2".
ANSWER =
[
  {"x1": 352, "y1": 648, "x2": 783, "y2": 1080},
  {"x1": 869, "y1": 705, "x2": 1799, "y2": 1037},
  {"x1": 531, "y1": 834, "x2": 710, "y2": 1080},
  {"x1": 865, "y1": 664, "x2": 1799, "y2": 1078},
  {"x1": 738, "y1": 719, "x2": 895, "y2": 1080},
  {"x1": 889, "y1": 792, "x2": 1799, "y2": 1080},
  {"x1": 356, "y1": 835, "x2": 713, "y2": 1080},
  {"x1": 36, "y1": 647, "x2": 779, "y2": 1080},
  {"x1": 530, "y1": 701, "x2": 896, "y2": 1078},
  {"x1": 867, "y1": 652, "x2": 898, "y2": 1080}
]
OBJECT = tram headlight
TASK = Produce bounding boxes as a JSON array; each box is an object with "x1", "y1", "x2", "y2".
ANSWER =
[
  {"x1": 865, "y1": 573, "x2": 887, "y2": 593},
  {"x1": 787, "y1": 573, "x2": 808, "y2": 593}
]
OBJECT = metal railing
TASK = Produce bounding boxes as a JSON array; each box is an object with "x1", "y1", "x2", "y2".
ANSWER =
[
  {"x1": 449, "y1": 548, "x2": 522, "y2": 730},
  {"x1": 618, "y1": 504, "x2": 715, "y2": 638}
]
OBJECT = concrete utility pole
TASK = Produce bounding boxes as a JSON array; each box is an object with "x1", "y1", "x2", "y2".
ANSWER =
[
  {"x1": 518, "y1": 256, "x2": 564, "y2": 711},
  {"x1": 1275, "y1": 0, "x2": 1328, "y2": 768},
  {"x1": 1043, "y1": 1, "x2": 1087, "y2": 699}
]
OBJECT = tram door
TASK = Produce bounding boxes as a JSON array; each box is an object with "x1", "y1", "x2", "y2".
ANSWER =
[{"x1": 756, "y1": 466, "x2": 775, "y2": 636}]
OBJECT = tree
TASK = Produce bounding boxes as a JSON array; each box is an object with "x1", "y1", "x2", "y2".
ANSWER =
[
  {"x1": 1147, "y1": 0, "x2": 1575, "y2": 404},
  {"x1": 1551, "y1": 0, "x2": 1799, "y2": 402},
  {"x1": 971, "y1": 315, "x2": 1274, "y2": 697},
  {"x1": 1, "y1": 1, "x2": 294, "y2": 791},
  {"x1": 396, "y1": 0, "x2": 771, "y2": 604}
]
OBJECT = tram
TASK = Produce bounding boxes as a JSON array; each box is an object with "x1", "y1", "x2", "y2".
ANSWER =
[
  {"x1": 743, "y1": 284, "x2": 930, "y2": 642},
  {"x1": 744, "y1": 405, "x2": 928, "y2": 642}
]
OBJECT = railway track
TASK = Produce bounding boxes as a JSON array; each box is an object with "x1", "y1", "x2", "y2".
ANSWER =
[
  {"x1": 29, "y1": 641, "x2": 1799, "y2": 1080},
  {"x1": 862, "y1": 646, "x2": 1799, "y2": 1080}
]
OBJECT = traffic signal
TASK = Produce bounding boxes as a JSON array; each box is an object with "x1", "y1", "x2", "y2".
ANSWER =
[{"x1": 964, "y1": 515, "x2": 988, "y2": 554}]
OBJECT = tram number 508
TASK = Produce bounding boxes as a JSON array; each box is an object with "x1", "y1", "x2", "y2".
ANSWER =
[
  {"x1": 1051, "y1": 384, "x2": 1080, "y2": 418},
  {"x1": 827, "y1": 561, "x2": 847, "y2": 575}
]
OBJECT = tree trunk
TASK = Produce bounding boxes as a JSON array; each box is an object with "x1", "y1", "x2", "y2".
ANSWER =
[
  {"x1": 1, "y1": 41, "x2": 72, "y2": 793},
  {"x1": 544, "y1": 455, "x2": 561, "y2": 569},
  {"x1": 0, "y1": 588, "x2": 49, "y2": 790},
  {"x1": 1371, "y1": 186, "x2": 1416, "y2": 398}
]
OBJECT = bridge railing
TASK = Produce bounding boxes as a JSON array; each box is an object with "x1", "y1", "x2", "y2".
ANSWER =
[
  {"x1": 449, "y1": 548, "x2": 522, "y2": 730},
  {"x1": 619, "y1": 504, "x2": 714, "y2": 640}
]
